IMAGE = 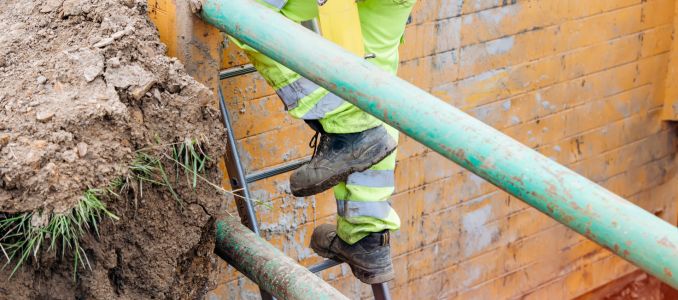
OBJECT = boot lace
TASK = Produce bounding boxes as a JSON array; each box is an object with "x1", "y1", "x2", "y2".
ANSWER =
[{"x1": 309, "y1": 131, "x2": 321, "y2": 159}]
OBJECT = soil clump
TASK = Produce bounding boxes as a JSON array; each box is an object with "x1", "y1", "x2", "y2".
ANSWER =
[{"x1": 0, "y1": 0, "x2": 229, "y2": 298}]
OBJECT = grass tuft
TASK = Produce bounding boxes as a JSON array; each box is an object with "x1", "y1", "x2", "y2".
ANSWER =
[
  {"x1": 0, "y1": 137, "x2": 242, "y2": 279},
  {"x1": 125, "y1": 138, "x2": 211, "y2": 207},
  {"x1": 0, "y1": 189, "x2": 117, "y2": 279},
  {"x1": 172, "y1": 138, "x2": 210, "y2": 190},
  {"x1": 129, "y1": 151, "x2": 181, "y2": 205}
]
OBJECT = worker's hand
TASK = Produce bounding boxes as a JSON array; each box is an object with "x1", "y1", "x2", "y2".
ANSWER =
[{"x1": 188, "y1": 0, "x2": 203, "y2": 14}]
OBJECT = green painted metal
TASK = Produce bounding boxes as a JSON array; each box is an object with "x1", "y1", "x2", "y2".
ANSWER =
[
  {"x1": 201, "y1": 0, "x2": 678, "y2": 289},
  {"x1": 215, "y1": 216, "x2": 349, "y2": 300}
]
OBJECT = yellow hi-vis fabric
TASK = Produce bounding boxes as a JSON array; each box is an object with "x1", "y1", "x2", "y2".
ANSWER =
[
  {"x1": 317, "y1": 0, "x2": 365, "y2": 57},
  {"x1": 231, "y1": 0, "x2": 415, "y2": 244}
]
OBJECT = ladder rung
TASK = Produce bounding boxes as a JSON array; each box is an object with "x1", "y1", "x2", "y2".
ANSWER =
[
  {"x1": 245, "y1": 157, "x2": 311, "y2": 183},
  {"x1": 307, "y1": 259, "x2": 342, "y2": 273},
  {"x1": 219, "y1": 64, "x2": 257, "y2": 80}
]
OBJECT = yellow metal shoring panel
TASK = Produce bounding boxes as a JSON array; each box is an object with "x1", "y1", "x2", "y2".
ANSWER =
[
  {"x1": 146, "y1": 0, "x2": 222, "y2": 93},
  {"x1": 148, "y1": 0, "x2": 178, "y2": 58}
]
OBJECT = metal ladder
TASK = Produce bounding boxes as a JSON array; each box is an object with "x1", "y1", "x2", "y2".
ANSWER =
[{"x1": 217, "y1": 62, "x2": 392, "y2": 300}]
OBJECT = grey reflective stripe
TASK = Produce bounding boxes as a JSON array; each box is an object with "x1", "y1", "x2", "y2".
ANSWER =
[
  {"x1": 346, "y1": 169, "x2": 395, "y2": 188},
  {"x1": 336, "y1": 200, "x2": 392, "y2": 219},
  {"x1": 301, "y1": 92, "x2": 345, "y2": 119},
  {"x1": 275, "y1": 77, "x2": 319, "y2": 110},
  {"x1": 262, "y1": 0, "x2": 288, "y2": 9}
]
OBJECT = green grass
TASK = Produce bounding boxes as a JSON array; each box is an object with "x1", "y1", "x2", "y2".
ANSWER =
[
  {"x1": 0, "y1": 190, "x2": 118, "y2": 279},
  {"x1": 129, "y1": 151, "x2": 181, "y2": 205},
  {"x1": 0, "y1": 138, "x2": 239, "y2": 279},
  {"x1": 164, "y1": 139, "x2": 270, "y2": 208},
  {"x1": 125, "y1": 139, "x2": 211, "y2": 207},
  {"x1": 172, "y1": 138, "x2": 211, "y2": 189}
]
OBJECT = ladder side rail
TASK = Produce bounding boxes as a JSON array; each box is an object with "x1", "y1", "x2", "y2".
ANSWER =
[{"x1": 218, "y1": 87, "x2": 274, "y2": 300}]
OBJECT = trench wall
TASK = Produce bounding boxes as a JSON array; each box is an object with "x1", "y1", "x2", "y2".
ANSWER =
[{"x1": 206, "y1": 0, "x2": 678, "y2": 299}]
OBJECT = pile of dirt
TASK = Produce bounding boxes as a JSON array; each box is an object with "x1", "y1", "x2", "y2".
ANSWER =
[{"x1": 0, "y1": 0, "x2": 229, "y2": 298}]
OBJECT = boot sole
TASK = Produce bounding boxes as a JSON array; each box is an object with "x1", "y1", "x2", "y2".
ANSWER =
[
  {"x1": 349, "y1": 264, "x2": 395, "y2": 284},
  {"x1": 291, "y1": 141, "x2": 397, "y2": 197},
  {"x1": 310, "y1": 239, "x2": 395, "y2": 284}
]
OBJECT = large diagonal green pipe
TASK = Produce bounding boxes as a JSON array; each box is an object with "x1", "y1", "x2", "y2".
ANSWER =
[{"x1": 201, "y1": 0, "x2": 678, "y2": 288}]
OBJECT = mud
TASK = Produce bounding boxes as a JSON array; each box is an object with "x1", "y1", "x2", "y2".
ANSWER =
[
  {"x1": 576, "y1": 271, "x2": 678, "y2": 300},
  {"x1": 0, "y1": 0, "x2": 229, "y2": 298},
  {"x1": 602, "y1": 272, "x2": 678, "y2": 300}
]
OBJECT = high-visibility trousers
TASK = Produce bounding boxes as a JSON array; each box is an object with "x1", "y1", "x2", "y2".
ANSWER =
[{"x1": 230, "y1": 0, "x2": 416, "y2": 244}]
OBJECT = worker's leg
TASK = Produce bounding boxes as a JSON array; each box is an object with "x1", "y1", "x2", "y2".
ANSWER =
[
  {"x1": 235, "y1": 0, "x2": 399, "y2": 196},
  {"x1": 310, "y1": 0, "x2": 415, "y2": 284},
  {"x1": 242, "y1": 51, "x2": 383, "y2": 133},
  {"x1": 236, "y1": 0, "x2": 383, "y2": 134},
  {"x1": 334, "y1": 125, "x2": 400, "y2": 244},
  {"x1": 334, "y1": 0, "x2": 414, "y2": 242}
]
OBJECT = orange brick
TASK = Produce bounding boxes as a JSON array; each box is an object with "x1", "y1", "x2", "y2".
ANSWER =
[
  {"x1": 407, "y1": 272, "x2": 445, "y2": 299},
  {"x1": 639, "y1": 0, "x2": 675, "y2": 30},
  {"x1": 430, "y1": 49, "x2": 461, "y2": 87},
  {"x1": 398, "y1": 55, "x2": 434, "y2": 90},
  {"x1": 411, "y1": 0, "x2": 461, "y2": 24},
  {"x1": 563, "y1": 84, "x2": 653, "y2": 136},
  {"x1": 227, "y1": 94, "x2": 296, "y2": 139},
  {"x1": 564, "y1": 0, "x2": 640, "y2": 20},
  {"x1": 601, "y1": 155, "x2": 674, "y2": 197},
  {"x1": 391, "y1": 187, "x2": 426, "y2": 255},
  {"x1": 461, "y1": 0, "x2": 514, "y2": 15},
  {"x1": 395, "y1": 133, "x2": 428, "y2": 160},
  {"x1": 555, "y1": 108, "x2": 665, "y2": 170},
  {"x1": 400, "y1": 22, "x2": 438, "y2": 61},
  {"x1": 433, "y1": 54, "x2": 561, "y2": 109},
  {"x1": 564, "y1": 254, "x2": 638, "y2": 298},
  {"x1": 460, "y1": 0, "x2": 566, "y2": 47},
  {"x1": 567, "y1": 130, "x2": 675, "y2": 182},
  {"x1": 220, "y1": 36, "x2": 251, "y2": 68},
  {"x1": 221, "y1": 71, "x2": 275, "y2": 102},
  {"x1": 237, "y1": 123, "x2": 314, "y2": 171},
  {"x1": 421, "y1": 174, "x2": 464, "y2": 214},
  {"x1": 558, "y1": 34, "x2": 642, "y2": 82},
  {"x1": 460, "y1": 26, "x2": 559, "y2": 78},
  {"x1": 640, "y1": 25, "x2": 674, "y2": 58},
  {"x1": 323, "y1": 271, "x2": 365, "y2": 299},
  {"x1": 555, "y1": 5, "x2": 644, "y2": 52},
  {"x1": 394, "y1": 154, "x2": 426, "y2": 193}
]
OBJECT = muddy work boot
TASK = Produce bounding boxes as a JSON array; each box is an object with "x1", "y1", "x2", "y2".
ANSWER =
[
  {"x1": 290, "y1": 125, "x2": 396, "y2": 197},
  {"x1": 310, "y1": 224, "x2": 394, "y2": 284}
]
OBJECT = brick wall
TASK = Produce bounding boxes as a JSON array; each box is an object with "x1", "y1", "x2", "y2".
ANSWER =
[{"x1": 207, "y1": 0, "x2": 678, "y2": 299}]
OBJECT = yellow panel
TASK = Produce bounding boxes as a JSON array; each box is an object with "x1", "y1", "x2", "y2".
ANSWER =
[
  {"x1": 318, "y1": 0, "x2": 364, "y2": 57},
  {"x1": 147, "y1": 0, "x2": 178, "y2": 58},
  {"x1": 146, "y1": 0, "x2": 222, "y2": 93}
]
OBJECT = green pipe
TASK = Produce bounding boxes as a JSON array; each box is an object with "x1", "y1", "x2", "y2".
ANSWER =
[
  {"x1": 215, "y1": 216, "x2": 349, "y2": 300},
  {"x1": 200, "y1": 0, "x2": 678, "y2": 288}
]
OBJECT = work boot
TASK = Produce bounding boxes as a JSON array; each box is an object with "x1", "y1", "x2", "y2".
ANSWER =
[
  {"x1": 290, "y1": 125, "x2": 396, "y2": 197},
  {"x1": 310, "y1": 224, "x2": 394, "y2": 284}
]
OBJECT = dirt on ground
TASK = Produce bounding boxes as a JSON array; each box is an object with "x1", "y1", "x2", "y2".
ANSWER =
[
  {"x1": 602, "y1": 273, "x2": 678, "y2": 300},
  {"x1": 0, "y1": 0, "x2": 230, "y2": 298},
  {"x1": 576, "y1": 271, "x2": 678, "y2": 300}
]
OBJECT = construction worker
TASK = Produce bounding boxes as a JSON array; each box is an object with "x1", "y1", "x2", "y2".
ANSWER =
[{"x1": 230, "y1": 0, "x2": 415, "y2": 284}]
